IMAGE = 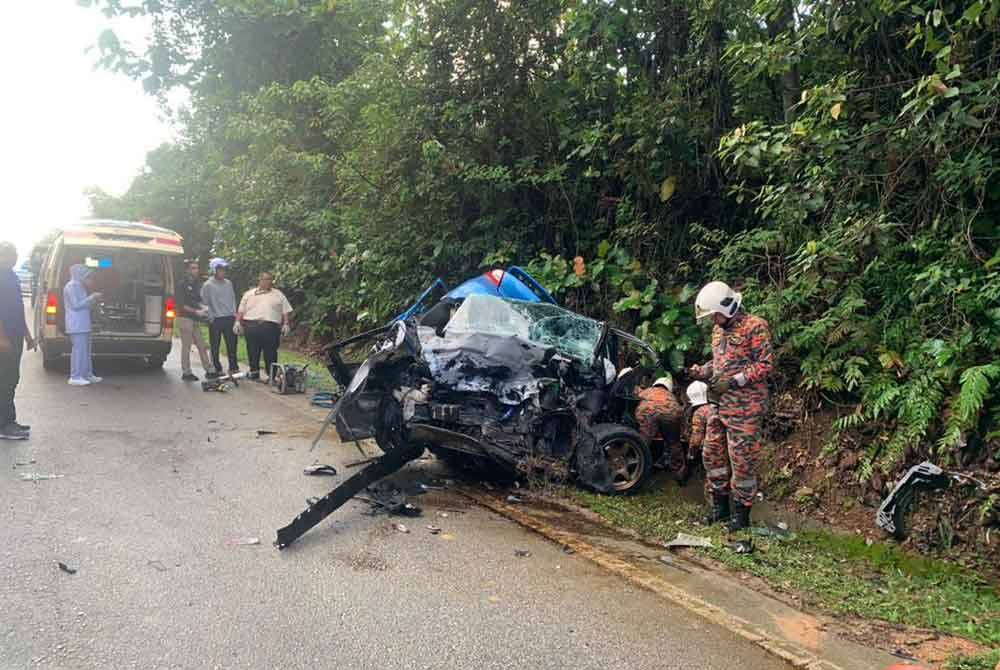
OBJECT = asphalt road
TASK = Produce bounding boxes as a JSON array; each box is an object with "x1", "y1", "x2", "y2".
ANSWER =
[{"x1": 0, "y1": 347, "x2": 788, "y2": 670}]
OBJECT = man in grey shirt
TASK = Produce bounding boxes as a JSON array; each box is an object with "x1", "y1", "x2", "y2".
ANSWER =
[{"x1": 201, "y1": 258, "x2": 240, "y2": 374}]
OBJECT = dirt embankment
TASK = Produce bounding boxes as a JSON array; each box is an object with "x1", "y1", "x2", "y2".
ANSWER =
[{"x1": 759, "y1": 392, "x2": 1000, "y2": 577}]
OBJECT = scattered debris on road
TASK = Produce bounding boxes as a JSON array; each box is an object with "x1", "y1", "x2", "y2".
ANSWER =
[
  {"x1": 229, "y1": 537, "x2": 261, "y2": 546},
  {"x1": 275, "y1": 444, "x2": 424, "y2": 549},
  {"x1": 19, "y1": 473, "x2": 65, "y2": 482},
  {"x1": 147, "y1": 560, "x2": 169, "y2": 572},
  {"x1": 729, "y1": 539, "x2": 755, "y2": 554},
  {"x1": 255, "y1": 429, "x2": 278, "y2": 437},
  {"x1": 506, "y1": 495, "x2": 524, "y2": 504},
  {"x1": 426, "y1": 525, "x2": 442, "y2": 534},
  {"x1": 13, "y1": 459, "x2": 36, "y2": 468},
  {"x1": 514, "y1": 549, "x2": 532, "y2": 558},
  {"x1": 344, "y1": 457, "x2": 378, "y2": 469},
  {"x1": 360, "y1": 482, "x2": 423, "y2": 517},
  {"x1": 393, "y1": 523, "x2": 410, "y2": 534},
  {"x1": 57, "y1": 561, "x2": 77, "y2": 575},
  {"x1": 202, "y1": 371, "x2": 247, "y2": 392},
  {"x1": 665, "y1": 533, "x2": 714, "y2": 550},
  {"x1": 303, "y1": 464, "x2": 338, "y2": 476}
]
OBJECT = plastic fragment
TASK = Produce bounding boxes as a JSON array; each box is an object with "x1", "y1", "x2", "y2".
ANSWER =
[
  {"x1": 665, "y1": 533, "x2": 714, "y2": 549},
  {"x1": 19, "y1": 473, "x2": 64, "y2": 482},
  {"x1": 303, "y1": 464, "x2": 338, "y2": 476}
]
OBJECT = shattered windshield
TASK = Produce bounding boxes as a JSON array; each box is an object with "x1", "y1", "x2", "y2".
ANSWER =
[{"x1": 445, "y1": 294, "x2": 603, "y2": 362}]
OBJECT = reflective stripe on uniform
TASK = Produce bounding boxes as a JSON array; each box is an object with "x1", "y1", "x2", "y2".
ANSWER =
[{"x1": 709, "y1": 467, "x2": 730, "y2": 478}]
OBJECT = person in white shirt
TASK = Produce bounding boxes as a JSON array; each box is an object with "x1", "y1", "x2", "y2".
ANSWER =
[{"x1": 234, "y1": 271, "x2": 293, "y2": 381}]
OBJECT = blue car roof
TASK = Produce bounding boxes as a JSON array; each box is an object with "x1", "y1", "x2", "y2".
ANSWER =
[
  {"x1": 446, "y1": 267, "x2": 556, "y2": 304},
  {"x1": 391, "y1": 266, "x2": 556, "y2": 324}
]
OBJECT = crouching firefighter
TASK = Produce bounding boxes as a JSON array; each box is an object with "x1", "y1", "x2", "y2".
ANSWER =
[
  {"x1": 689, "y1": 281, "x2": 773, "y2": 531},
  {"x1": 635, "y1": 375, "x2": 685, "y2": 480},
  {"x1": 686, "y1": 381, "x2": 730, "y2": 524}
]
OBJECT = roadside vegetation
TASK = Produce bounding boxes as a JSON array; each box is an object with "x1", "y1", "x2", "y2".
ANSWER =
[
  {"x1": 87, "y1": 0, "x2": 999, "y2": 556},
  {"x1": 572, "y1": 485, "x2": 1000, "y2": 647}
]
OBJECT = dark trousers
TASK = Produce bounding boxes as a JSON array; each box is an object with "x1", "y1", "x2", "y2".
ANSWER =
[
  {"x1": 209, "y1": 316, "x2": 239, "y2": 372},
  {"x1": 0, "y1": 336, "x2": 24, "y2": 427},
  {"x1": 244, "y1": 321, "x2": 281, "y2": 377}
]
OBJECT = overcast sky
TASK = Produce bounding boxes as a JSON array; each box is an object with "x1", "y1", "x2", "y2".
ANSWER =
[{"x1": 0, "y1": 2, "x2": 176, "y2": 260}]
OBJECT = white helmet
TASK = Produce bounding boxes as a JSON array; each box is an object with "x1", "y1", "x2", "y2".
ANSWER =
[
  {"x1": 686, "y1": 381, "x2": 709, "y2": 406},
  {"x1": 209, "y1": 257, "x2": 230, "y2": 272},
  {"x1": 695, "y1": 281, "x2": 742, "y2": 321},
  {"x1": 652, "y1": 375, "x2": 674, "y2": 392}
]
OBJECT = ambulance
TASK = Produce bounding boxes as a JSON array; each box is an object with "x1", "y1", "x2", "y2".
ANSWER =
[{"x1": 33, "y1": 220, "x2": 184, "y2": 369}]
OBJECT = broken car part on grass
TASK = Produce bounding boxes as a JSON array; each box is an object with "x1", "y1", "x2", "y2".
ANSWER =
[
  {"x1": 276, "y1": 290, "x2": 661, "y2": 549},
  {"x1": 876, "y1": 461, "x2": 952, "y2": 540}
]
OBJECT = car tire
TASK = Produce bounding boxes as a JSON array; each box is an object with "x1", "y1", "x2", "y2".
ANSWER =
[
  {"x1": 148, "y1": 356, "x2": 167, "y2": 370},
  {"x1": 592, "y1": 423, "x2": 653, "y2": 494}
]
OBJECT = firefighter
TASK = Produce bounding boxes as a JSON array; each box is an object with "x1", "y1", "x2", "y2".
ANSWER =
[
  {"x1": 689, "y1": 281, "x2": 773, "y2": 531},
  {"x1": 686, "y1": 381, "x2": 730, "y2": 524},
  {"x1": 635, "y1": 375, "x2": 685, "y2": 480}
]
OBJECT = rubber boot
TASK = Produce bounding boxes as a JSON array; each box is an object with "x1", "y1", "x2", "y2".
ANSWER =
[
  {"x1": 727, "y1": 504, "x2": 751, "y2": 532},
  {"x1": 703, "y1": 494, "x2": 731, "y2": 525}
]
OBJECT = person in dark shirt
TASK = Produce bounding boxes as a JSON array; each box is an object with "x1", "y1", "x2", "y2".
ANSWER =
[
  {"x1": 0, "y1": 241, "x2": 36, "y2": 440},
  {"x1": 175, "y1": 260, "x2": 214, "y2": 382}
]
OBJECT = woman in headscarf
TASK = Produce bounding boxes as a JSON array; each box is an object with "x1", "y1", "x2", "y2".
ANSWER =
[{"x1": 63, "y1": 265, "x2": 103, "y2": 386}]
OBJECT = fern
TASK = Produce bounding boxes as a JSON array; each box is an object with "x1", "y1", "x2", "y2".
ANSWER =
[{"x1": 937, "y1": 362, "x2": 1000, "y2": 453}]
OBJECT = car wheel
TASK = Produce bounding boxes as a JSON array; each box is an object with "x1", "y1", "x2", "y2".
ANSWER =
[
  {"x1": 593, "y1": 424, "x2": 652, "y2": 494},
  {"x1": 148, "y1": 356, "x2": 166, "y2": 370}
]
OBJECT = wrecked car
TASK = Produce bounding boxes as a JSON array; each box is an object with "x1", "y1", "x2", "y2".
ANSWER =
[
  {"x1": 332, "y1": 294, "x2": 659, "y2": 493},
  {"x1": 276, "y1": 292, "x2": 660, "y2": 548}
]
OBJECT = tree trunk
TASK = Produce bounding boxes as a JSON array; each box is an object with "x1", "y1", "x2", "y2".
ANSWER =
[{"x1": 767, "y1": 0, "x2": 801, "y2": 123}]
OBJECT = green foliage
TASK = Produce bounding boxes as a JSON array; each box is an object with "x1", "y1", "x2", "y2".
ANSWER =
[
  {"x1": 945, "y1": 650, "x2": 1000, "y2": 670},
  {"x1": 526, "y1": 244, "x2": 701, "y2": 370},
  {"x1": 88, "y1": 0, "x2": 1000, "y2": 478}
]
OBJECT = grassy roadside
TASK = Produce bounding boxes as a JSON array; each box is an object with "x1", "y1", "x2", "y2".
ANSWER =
[
  {"x1": 570, "y1": 484, "x2": 1000, "y2": 649},
  {"x1": 945, "y1": 650, "x2": 1000, "y2": 670},
  {"x1": 186, "y1": 325, "x2": 339, "y2": 393}
]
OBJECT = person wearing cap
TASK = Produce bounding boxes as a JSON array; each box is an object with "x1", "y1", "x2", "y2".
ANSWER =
[
  {"x1": 689, "y1": 281, "x2": 773, "y2": 531},
  {"x1": 175, "y1": 259, "x2": 214, "y2": 382},
  {"x1": 201, "y1": 258, "x2": 240, "y2": 376},
  {"x1": 634, "y1": 374, "x2": 685, "y2": 481},
  {"x1": 686, "y1": 381, "x2": 730, "y2": 524},
  {"x1": 235, "y1": 271, "x2": 292, "y2": 381}
]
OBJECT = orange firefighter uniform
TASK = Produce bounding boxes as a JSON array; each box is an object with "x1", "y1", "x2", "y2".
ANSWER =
[{"x1": 690, "y1": 312, "x2": 773, "y2": 508}]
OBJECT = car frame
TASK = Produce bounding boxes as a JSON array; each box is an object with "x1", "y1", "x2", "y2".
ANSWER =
[{"x1": 328, "y1": 293, "x2": 660, "y2": 494}]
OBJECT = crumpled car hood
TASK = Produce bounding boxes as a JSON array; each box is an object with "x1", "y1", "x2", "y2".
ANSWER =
[{"x1": 418, "y1": 326, "x2": 551, "y2": 405}]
